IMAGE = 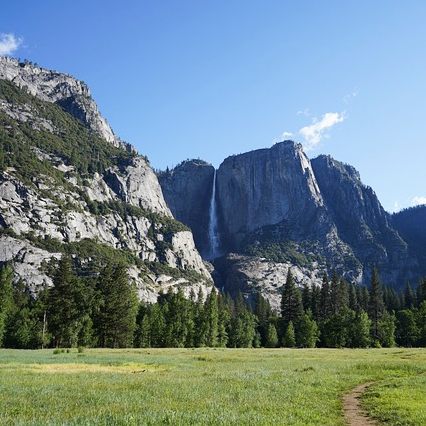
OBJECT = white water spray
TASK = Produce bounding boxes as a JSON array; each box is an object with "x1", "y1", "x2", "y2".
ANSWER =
[{"x1": 208, "y1": 169, "x2": 220, "y2": 260}]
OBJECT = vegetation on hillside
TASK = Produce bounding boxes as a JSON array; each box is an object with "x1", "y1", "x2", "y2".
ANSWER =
[{"x1": 1, "y1": 261, "x2": 425, "y2": 350}]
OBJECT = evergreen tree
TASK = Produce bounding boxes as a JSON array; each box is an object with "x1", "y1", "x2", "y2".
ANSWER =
[
  {"x1": 265, "y1": 322, "x2": 279, "y2": 348},
  {"x1": 357, "y1": 285, "x2": 370, "y2": 312},
  {"x1": 302, "y1": 284, "x2": 311, "y2": 313},
  {"x1": 348, "y1": 284, "x2": 359, "y2": 312},
  {"x1": 48, "y1": 257, "x2": 89, "y2": 347},
  {"x1": 217, "y1": 293, "x2": 231, "y2": 347},
  {"x1": 336, "y1": 279, "x2": 349, "y2": 313},
  {"x1": 396, "y1": 309, "x2": 419, "y2": 347},
  {"x1": 94, "y1": 264, "x2": 138, "y2": 348},
  {"x1": 350, "y1": 310, "x2": 371, "y2": 348},
  {"x1": 254, "y1": 292, "x2": 272, "y2": 346},
  {"x1": 319, "y1": 273, "x2": 331, "y2": 319},
  {"x1": 134, "y1": 302, "x2": 151, "y2": 348},
  {"x1": 205, "y1": 287, "x2": 219, "y2": 347},
  {"x1": 368, "y1": 268, "x2": 385, "y2": 343},
  {"x1": 310, "y1": 285, "x2": 321, "y2": 320},
  {"x1": 377, "y1": 311, "x2": 396, "y2": 347},
  {"x1": 280, "y1": 270, "x2": 303, "y2": 328},
  {"x1": 282, "y1": 321, "x2": 296, "y2": 348},
  {"x1": 149, "y1": 303, "x2": 165, "y2": 347},
  {"x1": 228, "y1": 293, "x2": 256, "y2": 348},
  {"x1": 417, "y1": 301, "x2": 426, "y2": 346},
  {"x1": 194, "y1": 288, "x2": 208, "y2": 347},
  {"x1": 417, "y1": 278, "x2": 426, "y2": 305},
  {"x1": 403, "y1": 283, "x2": 416, "y2": 309},
  {"x1": 0, "y1": 265, "x2": 14, "y2": 347},
  {"x1": 320, "y1": 309, "x2": 353, "y2": 348},
  {"x1": 297, "y1": 311, "x2": 319, "y2": 348}
]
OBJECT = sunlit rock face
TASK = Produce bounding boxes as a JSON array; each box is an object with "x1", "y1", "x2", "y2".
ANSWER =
[
  {"x1": 216, "y1": 141, "x2": 325, "y2": 249},
  {"x1": 0, "y1": 58, "x2": 213, "y2": 299}
]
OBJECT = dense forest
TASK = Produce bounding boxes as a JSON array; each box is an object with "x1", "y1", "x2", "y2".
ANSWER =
[{"x1": 0, "y1": 259, "x2": 425, "y2": 349}]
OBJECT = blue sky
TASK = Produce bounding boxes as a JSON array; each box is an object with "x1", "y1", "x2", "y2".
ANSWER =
[{"x1": 1, "y1": 0, "x2": 425, "y2": 212}]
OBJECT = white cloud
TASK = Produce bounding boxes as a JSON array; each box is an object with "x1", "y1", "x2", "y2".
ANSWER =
[
  {"x1": 0, "y1": 33, "x2": 23, "y2": 56},
  {"x1": 411, "y1": 196, "x2": 426, "y2": 206},
  {"x1": 299, "y1": 112, "x2": 345, "y2": 151}
]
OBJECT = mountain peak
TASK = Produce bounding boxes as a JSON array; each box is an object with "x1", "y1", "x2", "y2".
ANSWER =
[{"x1": 0, "y1": 56, "x2": 128, "y2": 149}]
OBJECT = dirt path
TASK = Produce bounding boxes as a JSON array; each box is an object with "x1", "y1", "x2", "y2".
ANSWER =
[{"x1": 343, "y1": 382, "x2": 377, "y2": 425}]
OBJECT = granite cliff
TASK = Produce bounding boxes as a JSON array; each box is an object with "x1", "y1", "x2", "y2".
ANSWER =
[
  {"x1": 0, "y1": 57, "x2": 212, "y2": 300},
  {"x1": 160, "y1": 142, "x2": 419, "y2": 307}
]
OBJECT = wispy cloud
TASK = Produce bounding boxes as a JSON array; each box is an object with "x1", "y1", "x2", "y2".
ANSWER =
[
  {"x1": 343, "y1": 90, "x2": 358, "y2": 105},
  {"x1": 0, "y1": 33, "x2": 23, "y2": 56},
  {"x1": 299, "y1": 112, "x2": 345, "y2": 151},
  {"x1": 411, "y1": 196, "x2": 426, "y2": 206}
]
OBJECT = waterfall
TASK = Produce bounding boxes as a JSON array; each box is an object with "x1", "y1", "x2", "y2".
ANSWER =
[{"x1": 207, "y1": 169, "x2": 220, "y2": 260}]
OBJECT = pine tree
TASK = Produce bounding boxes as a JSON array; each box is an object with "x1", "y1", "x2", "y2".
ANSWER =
[
  {"x1": 310, "y1": 285, "x2": 321, "y2": 320},
  {"x1": 134, "y1": 302, "x2": 151, "y2": 348},
  {"x1": 329, "y1": 272, "x2": 340, "y2": 315},
  {"x1": 403, "y1": 283, "x2": 416, "y2": 309},
  {"x1": 348, "y1": 284, "x2": 359, "y2": 312},
  {"x1": 228, "y1": 293, "x2": 256, "y2": 348},
  {"x1": 377, "y1": 311, "x2": 396, "y2": 348},
  {"x1": 205, "y1": 287, "x2": 219, "y2": 347},
  {"x1": 48, "y1": 257, "x2": 88, "y2": 347},
  {"x1": 396, "y1": 309, "x2": 419, "y2": 347},
  {"x1": 368, "y1": 268, "x2": 385, "y2": 343},
  {"x1": 0, "y1": 265, "x2": 14, "y2": 347},
  {"x1": 217, "y1": 293, "x2": 230, "y2": 347},
  {"x1": 280, "y1": 270, "x2": 303, "y2": 327},
  {"x1": 254, "y1": 292, "x2": 272, "y2": 346},
  {"x1": 149, "y1": 303, "x2": 165, "y2": 347},
  {"x1": 417, "y1": 278, "x2": 426, "y2": 305},
  {"x1": 282, "y1": 321, "x2": 296, "y2": 348},
  {"x1": 336, "y1": 279, "x2": 349, "y2": 313},
  {"x1": 296, "y1": 311, "x2": 319, "y2": 348},
  {"x1": 194, "y1": 288, "x2": 208, "y2": 347},
  {"x1": 350, "y1": 310, "x2": 371, "y2": 348},
  {"x1": 265, "y1": 322, "x2": 278, "y2": 348},
  {"x1": 94, "y1": 264, "x2": 138, "y2": 348},
  {"x1": 319, "y1": 273, "x2": 331, "y2": 319},
  {"x1": 417, "y1": 301, "x2": 426, "y2": 346}
]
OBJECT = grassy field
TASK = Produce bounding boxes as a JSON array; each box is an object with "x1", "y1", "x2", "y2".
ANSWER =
[{"x1": 0, "y1": 348, "x2": 424, "y2": 425}]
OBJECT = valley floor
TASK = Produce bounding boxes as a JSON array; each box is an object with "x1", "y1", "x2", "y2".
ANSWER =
[{"x1": 0, "y1": 348, "x2": 424, "y2": 425}]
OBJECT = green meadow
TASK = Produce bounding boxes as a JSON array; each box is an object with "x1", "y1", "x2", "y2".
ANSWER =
[{"x1": 0, "y1": 348, "x2": 424, "y2": 425}]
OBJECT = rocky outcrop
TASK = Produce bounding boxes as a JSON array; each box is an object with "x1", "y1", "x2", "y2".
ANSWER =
[
  {"x1": 105, "y1": 157, "x2": 172, "y2": 215},
  {"x1": 216, "y1": 141, "x2": 324, "y2": 249},
  {"x1": 161, "y1": 141, "x2": 421, "y2": 294},
  {"x1": 0, "y1": 59, "x2": 213, "y2": 300},
  {"x1": 392, "y1": 205, "x2": 426, "y2": 278},
  {"x1": 215, "y1": 253, "x2": 324, "y2": 311},
  {"x1": 158, "y1": 160, "x2": 215, "y2": 256},
  {"x1": 0, "y1": 56, "x2": 126, "y2": 149},
  {"x1": 311, "y1": 155, "x2": 411, "y2": 284}
]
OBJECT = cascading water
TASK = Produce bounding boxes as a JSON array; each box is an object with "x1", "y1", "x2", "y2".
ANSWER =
[{"x1": 207, "y1": 169, "x2": 220, "y2": 260}]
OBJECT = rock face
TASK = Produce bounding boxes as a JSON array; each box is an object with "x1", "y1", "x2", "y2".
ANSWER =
[
  {"x1": 0, "y1": 58, "x2": 212, "y2": 299},
  {"x1": 158, "y1": 160, "x2": 215, "y2": 257},
  {"x1": 0, "y1": 57, "x2": 125, "y2": 149},
  {"x1": 311, "y1": 155, "x2": 410, "y2": 284},
  {"x1": 392, "y1": 205, "x2": 426, "y2": 278},
  {"x1": 161, "y1": 141, "x2": 420, "y2": 302},
  {"x1": 215, "y1": 253, "x2": 324, "y2": 311},
  {"x1": 216, "y1": 141, "x2": 325, "y2": 249}
]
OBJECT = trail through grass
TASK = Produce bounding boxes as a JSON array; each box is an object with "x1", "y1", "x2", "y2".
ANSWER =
[{"x1": 0, "y1": 348, "x2": 424, "y2": 425}]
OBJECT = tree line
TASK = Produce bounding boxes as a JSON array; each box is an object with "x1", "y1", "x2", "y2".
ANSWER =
[{"x1": 0, "y1": 258, "x2": 425, "y2": 349}]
